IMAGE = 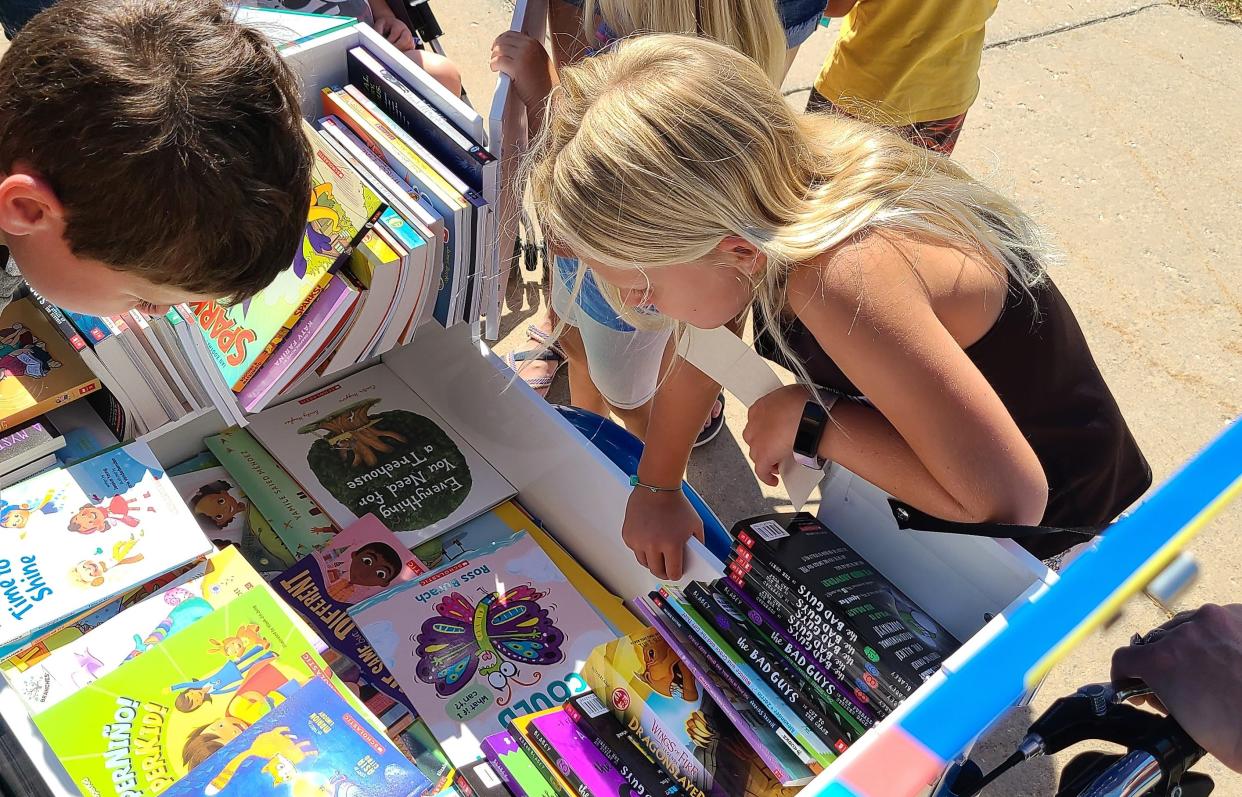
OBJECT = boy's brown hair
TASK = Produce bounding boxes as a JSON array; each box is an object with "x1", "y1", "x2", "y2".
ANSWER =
[{"x1": 0, "y1": 0, "x2": 312, "y2": 302}]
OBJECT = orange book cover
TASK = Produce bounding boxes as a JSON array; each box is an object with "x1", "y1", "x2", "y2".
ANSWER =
[{"x1": 0, "y1": 298, "x2": 102, "y2": 431}]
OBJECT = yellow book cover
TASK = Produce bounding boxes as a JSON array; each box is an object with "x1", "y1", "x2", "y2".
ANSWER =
[
  {"x1": 0, "y1": 298, "x2": 102, "y2": 430},
  {"x1": 508, "y1": 707, "x2": 576, "y2": 797}
]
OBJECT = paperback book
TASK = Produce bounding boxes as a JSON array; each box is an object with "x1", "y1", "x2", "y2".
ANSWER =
[
  {"x1": 0, "y1": 298, "x2": 102, "y2": 431},
  {"x1": 351, "y1": 529, "x2": 614, "y2": 767},
  {"x1": 171, "y1": 465, "x2": 252, "y2": 547},
  {"x1": 0, "y1": 417, "x2": 63, "y2": 477},
  {"x1": 0, "y1": 441, "x2": 212, "y2": 650},
  {"x1": 526, "y1": 707, "x2": 646, "y2": 797},
  {"x1": 481, "y1": 731, "x2": 558, "y2": 797},
  {"x1": 562, "y1": 692, "x2": 687, "y2": 797},
  {"x1": 247, "y1": 363, "x2": 513, "y2": 545},
  {"x1": 506, "y1": 708, "x2": 574, "y2": 797}
]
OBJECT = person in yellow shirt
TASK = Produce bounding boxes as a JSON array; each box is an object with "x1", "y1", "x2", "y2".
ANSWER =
[{"x1": 811, "y1": 0, "x2": 998, "y2": 154}]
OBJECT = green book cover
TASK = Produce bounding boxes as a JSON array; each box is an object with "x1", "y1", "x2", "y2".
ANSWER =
[
  {"x1": 34, "y1": 588, "x2": 331, "y2": 796},
  {"x1": 482, "y1": 730, "x2": 559, "y2": 797},
  {"x1": 205, "y1": 426, "x2": 337, "y2": 559}
]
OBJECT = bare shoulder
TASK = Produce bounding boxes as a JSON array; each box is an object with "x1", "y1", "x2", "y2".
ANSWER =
[{"x1": 786, "y1": 231, "x2": 940, "y2": 314}]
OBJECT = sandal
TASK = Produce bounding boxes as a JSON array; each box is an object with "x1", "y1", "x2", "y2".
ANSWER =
[
  {"x1": 694, "y1": 393, "x2": 726, "y2": 447},
  {"x1": 505, "y1": 323, "x2": 566, "y2": 398}
]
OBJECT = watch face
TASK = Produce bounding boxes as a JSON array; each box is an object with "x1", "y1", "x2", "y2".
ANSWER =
[{"x1": 794, "y1": 400, "x2": 829, "y2": 461}]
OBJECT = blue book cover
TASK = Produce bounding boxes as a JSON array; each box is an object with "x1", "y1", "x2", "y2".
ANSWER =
[
  {"x1": 165, "y1": 677, "x2": 432, "y2": 797},
  {"x1": 61, "y1": 310, "x2": 113, "y2": 345}
]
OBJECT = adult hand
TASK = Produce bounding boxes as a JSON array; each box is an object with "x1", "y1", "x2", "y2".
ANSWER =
[
  {"x1": 490, "y1": 31, "x2": 555, "y2": 108},
  {"x1": 743, "y1": 384, "x2": 813, "y2": 486},
  {"x1": 1111, "y1": 603, "x2": 1242, "y2": 772},
  {"x1": 622, "y1": 487, "x2": 704, "y2": 581},
  {"x1": 372, "y1": 15, "x2": 416, "y2": 52}
]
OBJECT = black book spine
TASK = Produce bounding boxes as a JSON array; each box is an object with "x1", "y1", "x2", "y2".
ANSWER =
[
  {"x1": 26, "y1": 291, "x2": 87, "y2": 352},
  {"x1": 527, "y1": 722, "x2": 594, "y2": 797},
  {"x1": 507, "y1": 721, "x2": 573, "y2": 797},
  {"x1": 721, "y1": 576, "x2": 899, "y2": 719},
  {"x1": 711, "y1": 581, "x2": 878, "y2": 731},
  {"x1": 684, "y1": 581, "x2": 860, "y2": 747},
  {"x1": 564, "y1": 694, "x2": 685, "y2": 797}
]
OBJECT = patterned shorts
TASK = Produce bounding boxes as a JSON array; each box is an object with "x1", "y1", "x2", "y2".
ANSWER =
[{"x1": 806, "y1": 87, "x2": 969, "y2": 156}]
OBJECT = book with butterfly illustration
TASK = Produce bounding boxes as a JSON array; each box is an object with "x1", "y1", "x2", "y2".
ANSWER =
[
  {"x1": 0, "y1": 441, "x2": 212, "y2": 653},
  {"x1": 161, "y1": 675, "x2": 431, "y2": 797},
  {"x1": 350, "y1": 529, "x2": 615, "y2": 768},
  {"x1": 34, "y1": 587, "x2": 333, "y2": 796},
  {"x1": 246, "y1": 363, "x2": 514, "y2": 546},
  {"x1": 273, "y1": 514, "x2": 423, "y2": 712}
]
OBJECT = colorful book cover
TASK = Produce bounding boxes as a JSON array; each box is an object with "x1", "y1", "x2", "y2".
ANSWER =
[
  {"x1": 507, "y1": 709, "x2": 573, "y2": 797},
  {"x1": 527, "y1": 707, "x2": 639, "y2": 797},
  {"x1": 0, "y1": 298, "x2": 103, "y2": 431},
  {"x1": 274, "y1": 515, "x2": 423, "y2": 711},
  {"x1": 34, "y1": 588, "x2": 332, "y2": 795},
  {"x1": 351, "y1": 529, "x2": 613, "y2": 768},
  {"x1": 482, "y1": 731, "x2": 558, "y2": 797},
  {"x1": 7, "y1": 547, "x2": 265, "y2": 712},
  {"x1": 246, "y1": 362, "x2": 513, "y2": 546},
  {"x1": 171, "y1": 465, "x2": 252, "y2": 547},
  {"x1": 456, "y1": 759, "x2": 514, "y2": 797},
  {"x1": 191, "y1": 121, "x2": 386, "y2": 391},
  {"x1": 61, "y1": 309, "x2": 112, "y2": 345},
  {"x1": 0, "y1": 441, "x2": 212, "y2": 649},
  {"x1": 163, "y1": 676, "x2": 431, "y2": 797},
  {"x1": 205, "y1": 425, "x2": 339, "y2": 558},
  {"x1": 563, "y1": 692, "x2": 688, "y2": 797}
]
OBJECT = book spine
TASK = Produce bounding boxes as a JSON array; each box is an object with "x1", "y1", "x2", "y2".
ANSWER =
[
  {"x1": 683, "y1": 581, "x2": 861, "y2": 748},
  {"x1": 564, "y1": 695, "x2": 685, "y2": 797},
  {"x1": 508, "y1": 723, "x2": 573, "y2": 797},
  {"x1": 230, "y1": 271, "x2": 333, "y2": 392},
  {"x1": 481, "y1": 742, "x2": 533, "y2": 797},
  {"x1": 658, "y1": 587, "x2": 836, "y2": 768},
  {"x1": 643, "y1": 593, "x2": 817, "y2": 782},
  {"x1": 731, "y1": 549, "x2": 921, "y2": 699},
  {"x1": 720, "y1": 576, "x2": 894, "y2": 720},
  {"x1": 26, "y1": 292, "x2": 87, "y2": 352},
  {"x1": 526, "y1": 721, "x2": 599, "y2": 797},
  {"x1": 712, "y1": 581, "x2": 877, "y2": 730},
  {"x1": 61, "y1": 310, "x2": 111, "y2": 344}
]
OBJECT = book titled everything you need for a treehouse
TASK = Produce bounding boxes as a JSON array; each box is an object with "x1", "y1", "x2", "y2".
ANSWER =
[{"x1": 247, "y1": 363, "x2": 513, "y2": 546}]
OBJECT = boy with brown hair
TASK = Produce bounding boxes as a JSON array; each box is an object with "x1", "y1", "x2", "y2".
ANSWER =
[{"x1": 0, "y1": 0, "x2": 313, "y2": 318}]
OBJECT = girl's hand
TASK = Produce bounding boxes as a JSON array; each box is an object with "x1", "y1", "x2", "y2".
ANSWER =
[
  {"x1": 743, "y1": 385, "x2": 814, "y2": 487},
  {"x1": 372, "y1": 15, "x2": 417, "y2": 51},
  {"x1": 622, "y1": 488, "x2": 704, "y2": 581},
  {"x1": 491, "y1": 31, "x2": 554, "y2": 108}
]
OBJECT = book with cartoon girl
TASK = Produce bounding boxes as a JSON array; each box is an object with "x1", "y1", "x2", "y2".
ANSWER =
[
  {"x1": 34, "y1": 587, "x2": 333, "y2": 796},
  {"x1": 0, "y1": 441, "x2": 212, "y2": 652},
  {"x1": 190, "y1": 120, "x2": 387, "y2": 393},
  {"x1": 162, "y1": 675, "x2": 431, "y2": 797},
  {"x1": 273, "y1": 514, "x2": 423, "y2": 712},
  {"x1": 349, "y1": 529, "x2": 615, "y2": 769}
]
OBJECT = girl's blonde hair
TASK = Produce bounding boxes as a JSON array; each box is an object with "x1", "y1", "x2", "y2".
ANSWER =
[
  {"x1": 527, "y1": 35, "x2": 1053, "y2": 382},
  {"x1": 581, "y1": 0, "x2": 786, "y2": 83}
]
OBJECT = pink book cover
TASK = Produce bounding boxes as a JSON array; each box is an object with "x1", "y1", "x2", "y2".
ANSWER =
[{"x1": 528, "y1": 708, "x2": 632, "y2": 797}]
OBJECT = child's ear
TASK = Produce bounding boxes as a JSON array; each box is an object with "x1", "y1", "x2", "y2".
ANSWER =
[
  {"x1": 717, "y1": 236, "x2": 764, "y2": 276},
  {"x1": 0, "y1": 170, "x2": 65, "y2": 237}
]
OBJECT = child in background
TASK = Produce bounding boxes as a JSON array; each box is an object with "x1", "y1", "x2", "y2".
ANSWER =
[
  {"x1": 0, "y1": 0, "x2": 312, "y2": 318},
  {"x1": 525, "y1": 36, "x2": 1151, "y2": 578},
  {"x1": 811, "y1": 0, "x2": 998, "y2": 155}
]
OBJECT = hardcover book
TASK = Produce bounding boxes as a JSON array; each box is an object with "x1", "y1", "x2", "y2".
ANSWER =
[
  {"x1": 0, "y1": 441, "x2": 212, "y2": 650},
  {"x1": 247, "y1": 363, "x2": 513, "y2": 545},
  {"x1": 0, "y1": 298, "x2": 102, "y2": 431},
  {"x1": 351, "y1": 530, "x2": 614, "y2": 767}
]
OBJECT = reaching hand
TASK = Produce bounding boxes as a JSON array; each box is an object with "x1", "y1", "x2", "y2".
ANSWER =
[
  {"x1": 623, "y1": 487, "x2": 704, "y2": 581},
  {"x1": 743, "y1": 385, "x2": 814, "y2": 486},
  {"x1": 1111, "y1": 603, "x2": 1242, "y2": 773},
  {"x1": 490, "y1": 31, "x2": 555, "y2": 108},
  {"x1": 372, "y1": 16, "x2": 416, "y2": 51}
]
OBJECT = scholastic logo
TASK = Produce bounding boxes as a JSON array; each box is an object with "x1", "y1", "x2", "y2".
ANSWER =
[{"x1": 611, "y1": 688, "x2": 630, "y2": 711}]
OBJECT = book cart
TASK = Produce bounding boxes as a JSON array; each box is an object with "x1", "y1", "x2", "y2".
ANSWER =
[{"x1": 1, "y1": 10, "x2": 1239, "y2": 797}]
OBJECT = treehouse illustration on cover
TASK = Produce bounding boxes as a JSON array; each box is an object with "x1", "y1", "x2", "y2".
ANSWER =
[
  {"x1": 34, "y1": 588, "x2": 331, "y2": 797},
  {"x1": 350, "y1": 530, "x2": 614, "y2": 768},
  {"x1": 0, "y1": 441, "x2": 212, "y2": 649},
  {"x1": 191, "y1": 121, "x2": 386, "y2": 392},
  {"x1": 247, "y1": 363, "x2": 513, "y2": 546},
  {"x1": 164, "y1": 676, "x2": 431, "y2": 797}
]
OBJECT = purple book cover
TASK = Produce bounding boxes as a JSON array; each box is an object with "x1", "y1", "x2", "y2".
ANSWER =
[
  {"x1": 238, "y1": 274, "x2": 355, "y2": 411},
  {"x1": 481, "y1": 731, "x2": 532, "y2": 797},
  {"x1": 529, "y1": 709, "x2": 637, "y2": 797}
]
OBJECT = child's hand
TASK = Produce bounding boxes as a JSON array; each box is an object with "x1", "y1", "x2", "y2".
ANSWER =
[
  {"x1": 743, "y1": 385, "x2": 814, "y2": 486},
  {"x1": 373, "y1": 15, "x2": 416, "y2": 51},
  {"x1": 622, "y1": 488, "x2": 704, "y2": 581},
  {"x1": 491, "y1": 32, "x2": 554, "y2": 108}
]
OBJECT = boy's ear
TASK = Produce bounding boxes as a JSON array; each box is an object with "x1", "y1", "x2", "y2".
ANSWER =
[
  {"x1": 0, "y1": 169, "x2": 66, "y2": 236},
  {"x1": 717, "y1": 235, "x2": 764, "y2": 276}
]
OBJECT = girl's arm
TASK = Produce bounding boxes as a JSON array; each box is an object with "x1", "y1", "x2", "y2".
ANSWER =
[
  {"x1": 824, "y1": 0, "x2": 861, "y2": 17},
  {"x1": 752, "y1": 235, "x2": 1048, "y2": 525},
  {"x1": 548, "y1": 0, "x2": 593, "y2": 69}
]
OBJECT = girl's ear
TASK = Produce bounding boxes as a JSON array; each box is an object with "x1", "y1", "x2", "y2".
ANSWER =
[{"x1": 717, "y1": 235, "x2": 765, "y2": 275}]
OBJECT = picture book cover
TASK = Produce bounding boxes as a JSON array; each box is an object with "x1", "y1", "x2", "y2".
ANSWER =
[
  {"x1": 205, "y1": 426, "x2": 338, "y2": 559},
  {"x1": 0, "y1": 298, "x2": 102, "y2": 431},
  {"x1": 246, "y1": 363, "x2": 513, "y2": 545},
  {"x1": 9, "y1": 547, "x2": 265, "y2": 713},
  {"x1": 274, "y1": 514, "x2": 424, "y2": 712},
  {"x1": 481, "y1": 731, "x2": 558, "y2": 797},
  {"x1": 171, "y1": 465, "x2": 252, "y2": 547},
  {"x1": 350, "y1": 529, "x2": 614, "y2": 768},
  {"x1": 34, "y1": 587, "x2": 333, "y2": 795},
  {"x1": 162, "y1": 676, "x2": 431, "y2": 797},
  {"x1": 191, "y1": 121, "x2": 386, "y2": 392},
  {"x1": 527, "y1": 707, "x2": 640, "y2": 797},
  {"x1": 0, "y1": 441, "x2": 212, "y2": 648}
]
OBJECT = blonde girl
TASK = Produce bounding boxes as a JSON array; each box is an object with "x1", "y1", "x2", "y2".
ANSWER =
[{"x1": 527, "y1": 35, "x2": 1151, "y2": 577}]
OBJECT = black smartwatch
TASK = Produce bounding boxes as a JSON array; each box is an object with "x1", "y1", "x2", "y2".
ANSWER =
[{"x1": 793, "y1": 394, "x2": 837, "y2": 469}]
